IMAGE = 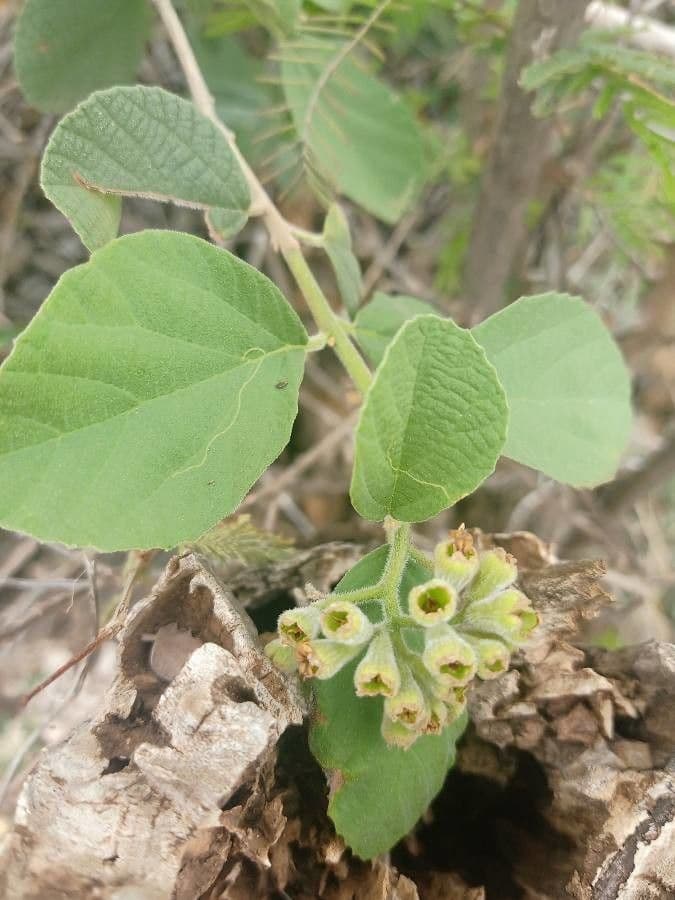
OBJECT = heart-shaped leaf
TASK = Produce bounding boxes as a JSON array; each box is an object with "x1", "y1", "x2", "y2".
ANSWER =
[
  {"x1": 0, "y1": 231, "x2": 307, "y2": 551},
  {"x1": 351, "y1": 315, "x2": 508, "y2": 522},
  {"x1": 473, "y1": 293, "x2": 632, "y2": 486}
]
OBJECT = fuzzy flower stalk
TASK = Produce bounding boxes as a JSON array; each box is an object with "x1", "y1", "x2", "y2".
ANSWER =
[{"x1": 266, "y1": 526, "x2": 539, "y2": 750}]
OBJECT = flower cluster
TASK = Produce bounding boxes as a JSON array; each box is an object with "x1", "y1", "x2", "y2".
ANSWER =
[{"x1": 266, "y1": 528, "x2": 539, "y2": 750}]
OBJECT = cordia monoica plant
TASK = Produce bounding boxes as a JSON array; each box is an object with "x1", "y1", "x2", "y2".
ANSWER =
[{"x1": 3, "y1": 0, "x2": 632, "y2": 858}]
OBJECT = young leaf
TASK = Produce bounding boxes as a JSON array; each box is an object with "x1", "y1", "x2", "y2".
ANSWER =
[
  {"x1": 0, "y1": 231, "x2": 307, "y2": 551},
  {"x1": 311, "y1": 546, "x2": 467, "y2": 860},
  {"x1": 281, "y1": 36, "x2": 427, "y2": 223},
  {"x1": 351, "y1": 315, "x2": 508, "y2": 522},
  {"x1": 472, "y1": 293, "x2": 632, "y2": 486},
  {"x1": 14, "y1": 0, "x2": 151, "y2": 114},
  {"x1": 323, "y1": 205, "x2": 362, "y2": 318},
  {"x1": 41, "y1": 86, "x2": 250, "y2": 252},
  {"x1": 353, "y1": 292, "x2": 437, "y2": 367}
]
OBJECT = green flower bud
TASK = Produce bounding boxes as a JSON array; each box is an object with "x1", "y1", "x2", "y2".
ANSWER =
[
  {"x1": 381, "y1": 713, "x2": 418, "y2": 750},
  {"x1": 408, "y1": 578, "x2": 457, "y2": 627},
  {"x1": 461, "y1": 588, "x2": 539, "y2": 647},
  {"x1": 464, "y1": 547, "x2": 518, "y2": 603},
  {"x1": 434, "y1": 526, "x2": 480, "y2": 591},
  {"x1": 320, "y1": 600, "x2": 374, "y2": 645},
  {"x1": 296, "y1": 639, "x2": 361, "y2": 680},
  {"x1": 466, "y1": 636, "x2": 511, "y2": 680},
  {"x1": 422, "y1": 625, "x2": 477, "y2": 687},
  {"x1": 277, "y1": 605, "x2": 321, "y2": 646},
  {"x1": 384, "y1": 663, "x2": 429, "y2": 731},
  {"x1": 264, "y1": 638, "x2": 298, "y2": 674},
  {"x1": 354, "y1": 630, "x2": 400, "y2": 697}
]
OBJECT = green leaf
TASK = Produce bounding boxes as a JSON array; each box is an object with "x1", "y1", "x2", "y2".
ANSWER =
[
  {"x1": 354, "y1": 292, "x2": 437, "y2": 367},
  {"x1": 311, "y1": 546, "x2": 466, "y2": 859},
  {"x1": 14, "y1": 0, "x2": 151, "y2": 114},
  {"x1": 207, "y1": 208, "x2": 249, "y2": 241},
  {"x1": 351, "y1": 315, "x2": 508, "y2": 522},
  {"x1": 473, "y1": 293, "x2": 632, "y2": 486},
  {"x1": 281, "y1": 36, "x2": 427, "y2": 223},
  {"x1": 41, "y1": 86, "x2": 250, "y2": 252},
  {"x1": 323, "y1": 205, "x2": 362, "y2": 318},
  {"x1": 0, "y1": 231, "x2": 307, "y2": 551}
]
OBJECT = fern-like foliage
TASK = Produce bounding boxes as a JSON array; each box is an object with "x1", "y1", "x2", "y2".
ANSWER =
[
  {"x1": 186, "y1": 515, "x2": 295, "y2": 565},
  {"x1": 522, "y1": 32, "x2": 675, "y2": 202}
]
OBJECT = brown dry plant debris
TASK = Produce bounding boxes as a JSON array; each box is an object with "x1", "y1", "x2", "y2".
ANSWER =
[{"x1": 0, "y1": 536, "x2": 673, "y2": 899}]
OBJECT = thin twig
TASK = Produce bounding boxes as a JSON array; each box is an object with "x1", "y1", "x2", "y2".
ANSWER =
[
  {"x1": 151, "y1": 0, "x2": 373, "y2": 394},
  {"x1": 20, "y1": 550, "x2": 154, "y2": 707}
]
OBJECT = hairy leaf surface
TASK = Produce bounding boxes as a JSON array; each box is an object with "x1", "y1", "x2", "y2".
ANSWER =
[
  {"x1": 41, "y1": 86, "x2": 250, "y2": 252},
  {"x1": 310, "y1": 546, "x2": 467, "y2": 859},
  {"x1": 473, "y1": 293, "x2": 632, "y2": 486},
  {"x1": 351, "y1": 315, "x2": 508, "y2": 522},
  {"x1": 0, "y1": 231, "x2": 307, "y2": 551},
  {"x1": 14, "y1": 0, "x2": 150, "y2": 114}
]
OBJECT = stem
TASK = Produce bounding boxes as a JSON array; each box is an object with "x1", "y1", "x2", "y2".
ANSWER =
[
  {"x1": 284, "y1": 248, "x2": 372, "y2": 394},
  {"x1": 333, "y1": 584, "x2": 386, "y2": 604},
  {"x1": 409, "y1": 546, "x2": 434, "y2": 571},
  {"x1": 152, "y1": 0, "x2": 372, "y2": 394},
  {"x1": 382, "y1": 523, "x2": 411, "y2": 617}
]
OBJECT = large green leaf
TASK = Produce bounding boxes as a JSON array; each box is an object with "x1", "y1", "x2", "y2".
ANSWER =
[
  {"x1": 14, "y1": 0, "x2": 150, "y2": 114},
  {"x1": 351, "y1": 315, "x2": 508, "y2": 522},
  {"x1": 41, "y1": 86, "x2": 250, "y2": 252},
  {"x1": 311, "y1": 546, "x2": 467, "y2": 859},
  {"x1": 281, "y1": 36, "x2": 427, "y2": 223},
  {"x1": 354, "y1": 292, "x2": 437, "y2": 367},
  {"x1": 0, "y1": 231, "x2": 307, "y2": 551},
  {"x1": 473, "y1": 293, "x2": 632, "y2": 486}
]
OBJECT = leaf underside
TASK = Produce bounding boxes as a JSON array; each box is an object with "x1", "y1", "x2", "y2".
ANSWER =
[
  {"x1": 41, "y1": 86, "x2": 251, "y2": 253},
  {"x1": 310, "y1": 546, "x2": 467, "y2": 860},
  {"x1": 351, "y1": 315, "x2": 508, "y2": 522},
  {"x1": 473, "y1": 293, "x2": 632, "y2": 486},
  {"x1": 0, "y1": 231, "x2": 307, "y2": 551}
]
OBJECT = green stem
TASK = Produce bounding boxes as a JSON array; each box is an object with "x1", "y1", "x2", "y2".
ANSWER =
[
  {"x1": 333, "y1": 583, "x2": 385, "y2": 604},
  {"x1": 409, "y1": 546, "x2": 434, "y2": 571},
  {"x1": 283, "y1": 247, "x2": 372, "y2": 395},
  {"x1": 382, "y1": 522, "x2": 411, "y2": 618},
  {"x1": 153, "y1": 0, "x2": 373, "y2": 396}
]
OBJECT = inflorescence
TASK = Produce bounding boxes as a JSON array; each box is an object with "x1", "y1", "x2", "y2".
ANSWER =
[{"x1": 266, "y1": 527, "x2": 539, "y2": 749}]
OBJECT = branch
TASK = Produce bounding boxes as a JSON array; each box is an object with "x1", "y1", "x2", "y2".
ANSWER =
[
  {"x1": 151, "y1": 0, "x2": 372, "y2": 395},
  {"x1": 463, "y1": 0, "x2": 591, "y2": 320}
]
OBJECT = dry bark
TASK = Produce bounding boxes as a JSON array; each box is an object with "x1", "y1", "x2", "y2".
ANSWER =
[
  {"x1": 1, "y1": 537, "x2": 673, "y2": 900},
  {"x1": 463, "y1": 0, "x2": 591, "y2": 319}
]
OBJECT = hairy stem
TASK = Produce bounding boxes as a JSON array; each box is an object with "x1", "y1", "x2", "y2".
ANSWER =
[
  {"x1": 152, "y1": 0, "x2": 372, "y2": 394},
  {"x1": 382, "y1": 523, "x2": 411, "y2": 617}
]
